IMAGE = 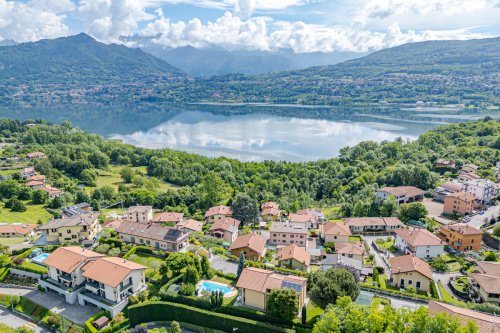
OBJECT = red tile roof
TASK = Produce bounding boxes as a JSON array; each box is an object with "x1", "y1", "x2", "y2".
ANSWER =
[
  {"x1": 229, "y1": 233, "x2": 266, "y2": 255},
  {"x1": 205, "y1": 205, "x2": 232, "y2": 218},
  {"x1": 390, "y1": 254, "x2": 432, "y2": 280}
]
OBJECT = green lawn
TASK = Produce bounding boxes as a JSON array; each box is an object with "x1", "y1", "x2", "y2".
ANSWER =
[
  {"x1": 447, "y1": 262, "x2": 462, "y2": 273},
  {"x1": 210, "y1": 276, "x2": 234, "y2": 286},
  {"x1": 0, "y1": 169, "x2": 23, "y2": 177},
  {"x1": 0, "y1": 323, "x2": 15, "y2": 333},
  {"x1": 0, "y1": 237, "x2": 26, "y2": 245},
  {"x1": 306, "y1": 301, "x2": 324, "y2": 325},
  {"x1": 375, "y1": 238, "x2": 397, "y2": 252},
  {"x1": 0, "y1": 201, "x2": 52, "y2": 224},
  {"x1": 85, "y1": 165, "x2": 173, "y2": 194},
  {"x1": 438, "y1": 282, "x2": 455, "y2": 302},
  {"x1": 348, "y1": 235, "x2": 363, "y2": 242},
  {"x1": 127, "y1": 253, "x2": 165, "y2": 280},
  {"x1": 451, "y1": 277, "x2": 470, "y2": 292}
]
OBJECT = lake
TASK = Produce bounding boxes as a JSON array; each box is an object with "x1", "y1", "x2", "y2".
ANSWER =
[{"x1": 1, "y1": 104, "x2": 498, "y2": 162}]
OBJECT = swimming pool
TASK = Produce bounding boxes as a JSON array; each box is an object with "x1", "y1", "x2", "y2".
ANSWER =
[
  {"x1": 32, "y1": 253, "x2": 49, "y2": 265},
  {"x1": 197, "y1": 280, "x2": 236, "y2": 297}
]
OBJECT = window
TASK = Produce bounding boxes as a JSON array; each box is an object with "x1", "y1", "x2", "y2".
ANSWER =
[
  {"x1": 67, "y1": 230, "x2": 71, "y2": 234},
  {"x1": 408, "y1": 280, "x2": 412, "y2": 285},
  {"x1": 416, "y1": 281, "x2": 421, "y2": 288},
  {"x1": 72, "y1": 235, "x2": 77, "y2": 239}
]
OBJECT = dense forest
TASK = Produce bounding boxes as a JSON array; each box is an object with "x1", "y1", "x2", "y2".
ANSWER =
[
  {"x1": 0, "y1": 118, "x2": 498, "y2": 220},
  {"x1": 0, "y1": 35, "x2": 498, "y2": 107}
]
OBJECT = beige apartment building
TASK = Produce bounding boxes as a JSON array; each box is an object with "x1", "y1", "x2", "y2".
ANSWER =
[
  {"x1": 269, "y1": 223, "x2": 308, "y2": 247},
  {"x1": 39, "y1": 212, "x2": 100, "y2": 243}
]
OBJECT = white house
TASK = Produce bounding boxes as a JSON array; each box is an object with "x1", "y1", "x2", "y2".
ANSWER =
[
  {"x1": 394, "y1": 228, "x2": 446, "y2": 259},
  {"x1": 462, "y1": 179, "x2": 497, "y2": 205},
  {"x1": 125, "y1": 206, "x2": 153, "y2": 223}
]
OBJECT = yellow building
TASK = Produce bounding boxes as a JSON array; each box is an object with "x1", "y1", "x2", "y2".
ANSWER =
[
  {"x1": 389, "y1": 254, "x2": 433, "y2": 292},
  {"x1": 236, "y1": 267, "x2": 307, "y2": 314},
  {"x1": 276, "y1": 244, "x2": 310, "y2": 272},
  {"x1": 39, "y1": 212, "x2": 100, "y2": 243}
]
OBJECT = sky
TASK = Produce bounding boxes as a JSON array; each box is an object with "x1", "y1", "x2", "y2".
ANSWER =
[{"x1": 1, "y1": 0, "x2": 499, "y2": 53}]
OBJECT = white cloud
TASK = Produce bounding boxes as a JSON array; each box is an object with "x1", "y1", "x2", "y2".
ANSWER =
[{"x1": 0, "y1": 0, "x2": 71, "y2": 42}]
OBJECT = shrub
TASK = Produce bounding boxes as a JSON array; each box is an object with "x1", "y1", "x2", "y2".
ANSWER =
[
  {"x1": 107, "y1": 248, "x2": 121, "y2": 257},
  {"x1": 179, "y1": 283, "x2": 196, "y2": 296},
  {"x1": 375, "y1": 266, "x2": 385, "y2": 274},
  {"x1": 267, "y1": 288, "x2": 298, "y2": 322},
  {"x1": 137, "y1": 245, "x2": 154, "y2": 254},
  {"x1": 123, "y1": 245, "x2": 137, "y2": 259},
  {"x1": 94, "y1": 244, "x2": 111, "y2": 254},
  {"x1": 430, "y1": 281, "x2": 439, "y2": 299},
  {"x1": 100, "y1": 237, "x2": 124, "y2": 248}
]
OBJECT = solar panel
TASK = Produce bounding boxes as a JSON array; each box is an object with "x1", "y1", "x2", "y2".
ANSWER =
[{"x1": 282, "y1": 281, "x2": 302, "y2": 292}]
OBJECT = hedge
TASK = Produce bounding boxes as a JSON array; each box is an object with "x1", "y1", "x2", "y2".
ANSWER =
[
  {"x1": 136, "y1": 245, "x2": 154, "y2": 255},
  {"x1": 12, "y1": 262, "x2": 48, "y2": 275},
  {"x1": 123, "y1": 245, "x2": 137, "y2": 259},
  {"x1": 244, "y1": 260, "x2": 307, "y2": 277},
  {"x1": 430, "y1": 281, "x2": 439, "y2": 299},
  {"x1": 128, "y1": 301, "x2": 293, "y2": 333},
  {"x1": 98, "y1": 319, "x2": 130, "y2": 333},
  {"x1": 99, "y1": 238, "x2": 124, "y2": 248},
  {"x1": 158, "y1": 290, "x2": 291, "y2": 326}
]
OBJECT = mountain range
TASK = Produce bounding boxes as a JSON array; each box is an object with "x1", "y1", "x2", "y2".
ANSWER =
[
  {"x1": 0, "y1": 34, "x2": 498, "y2": 107},
  {"x1": 143, "y1": 45, "x2": 364, "y2": 76}
]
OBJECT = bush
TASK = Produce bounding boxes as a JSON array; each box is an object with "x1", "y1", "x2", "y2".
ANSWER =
[
  {"x1": 123, "y1": 245, "x2": 137, "y2": 259},
  {"x1": 94, "y1": 244, "x2": 111, "y2": 254},
  {"x1": 107, "y1": 248, "x2": 121, "y2": 257},
  {"x1": 137, "y1": 245, "x2": 154, "y2": 254},
  {"x1": 375, "y1": 266, "x2": 384, "y2": 274},
  {"x1": 430, "y1": 281, "x2": 439, "y2": 299},
  {"x1": 179, "y1": 283, "x2": 196, "y2": 296},
  {"x1": 128, "y1": 302, "x2": 293, "y2": 333},
  {"x1": 99, "y1": 237, "x2": 124, "y2": 248}
]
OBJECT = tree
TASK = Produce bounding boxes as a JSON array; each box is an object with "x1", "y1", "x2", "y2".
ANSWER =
[
  {"x1": 461, "y1": 321, "x2": 479, "y2": 333},
  {"x1": 200, "y1": 255, "x2": 210, "y2": 277},
  {"x1": 232, "y1": 194, "x2": 258, "y2": 225},
  {"x1": 170, "y1": 321, "x2": 182, "y2": 333},
  {"x1": 493, "y1": 224, "x2": 500, "y2": 237},
  {"x1": 120, "y1": 166, "x2": 135, "y2": 183},
  {"x1": 165, "y1": 252, "x2": 194, "y2": 275},
  {"x1": 183, "y1": 265, "x2": 199, "y2": 285},
  {"x1": 17, "y1": 186, "x2": 32, "y2": 200},
  {"x1": 237, "y1": 251, "x2": 245, "y2": 278},
  {"x1": 301, "y1": 304, "x2": 307, "y2": 325},
  {"x1": 79, "y1": 169, "x2": 97, "y2": 187},
  {"x1": 267, "y1": 288, "x2": 299, "y2": 321},
  {"x1": 309, "y1": 268, "x2": 360, "y2": 309},
  {"x1": 484, "y1": 251, "x2": 497, "y2": 262},
  {"x1": 430, "y1": 256, "x2": 447, "y2": 272},
  {"x1": 380, "y1": 196, "x2": 399, "y2": 217},
  {"x1": 31, "y1": 189, "x2": 48, "y2": 204},
  {"x1": 198, "y1": 172, "x2": 228, "y2": 208},
  {"x1": 130, "y1": 325, "x2": 148, "y2": 333},
  {"x1": 49, "y1": 195, "x2": 66, "y2": 209},
  {"x1": 312, "y1": 308, "x2": 341, "y2": 333},
  {"x1": 9, "y1": 198, "x2": 27, "y2": 212},
  {"x1": 0, "y1": 180, "x2": 20, "y2": 199},
  {"x1": 399, "y1": 202, "x2": 428, "y2": 222}
]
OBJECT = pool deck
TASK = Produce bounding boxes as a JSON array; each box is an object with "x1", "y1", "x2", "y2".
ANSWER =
[{"x1": 196, "y1": 279, "x2": 238, "y2": 298}]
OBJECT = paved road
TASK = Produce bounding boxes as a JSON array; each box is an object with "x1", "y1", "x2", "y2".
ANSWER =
[
  {"x1": 468, "y1": 205, "x2": 500, "y2": 229},
  {"x1": 0, "y1": 287, "x2": 98, "y2": 326},
  {"x1": 0, "y1": 307, "x2": 50, "y2": 333},
  {"x1": 363, "y1": 235, "x2": 392, "y2": 276}
]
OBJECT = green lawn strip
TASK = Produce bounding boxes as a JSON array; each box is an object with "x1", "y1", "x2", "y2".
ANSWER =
[
  {"x1": 451, "y1": 277, "x2": 470, "y2": 292},
  {"x1": 127, "y1": 253, "x2": 165, "y2": 280},
  {"x1": 348, "y1": 236, "x2": 362, "y2": 242},
  {"x1": 0, "y1": 237, "x2": 26, "y2": 245},
  {"x1": 437, "y1": 282, "x2": 455, "y2": 302},
  {"x1": 0, "y1": 323, "x2": 15, "y2": 333},
  {"x1": 0, "y1": 201, "x2": 52, "y2": 224},
  {"x1": 305, "y1": 301, "x2": 323, "y2": 325}
]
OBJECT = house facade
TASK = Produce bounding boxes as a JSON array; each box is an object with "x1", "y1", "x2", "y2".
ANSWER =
[
  {"x1": 389, "y1": 254, "x2": 432, "y2": 292},
  {"x1": 394, "y1": 228, "x2": 445, "y2": 259},
  {"x1": 269, "y1": 223, "x2": 308, "y2": 247},
  {"x1": 236, "y1": 267, "x2": 307, "y2": 313},
  {"x1": 343, "y1": 217, "x2": 403, "y2": 234},
  {"x1": 0, "y1": 223, "x2": 37, "y2": 238},
  {"x1": 376, "y1": 186, "x2": 425, "y2": 204},
  {"x1": 38, "y1": 212, "x2": 100, "y2": 243},
  {"x1": 152, "y1": 212, "x2": 184, "y2": 224},
  {"x1": 229, "y1": 233, "x2": 266, "y2": 262},
  {"x1": 335, "y1": 242, "x2": 366, "y2": 262},
  {"x1": 443, "y1": 192, "x2": 476, "y2": 215},
  {"x1": 469, "y1": 261, "x2": 500, "y2": 307},
  {"x1": 125, "y1": 206, "x2": 153, "y2": 223},
  {"x1": 288, "y1": 213, "x2": 319, "y2": 229},
  {"x1": 463, "y1": 179, "x2": 497, "y2": 205},
  {"x1": 437, "y1": 223, "x2": 483, "y2": 252},
  {"x1": 117, "y1": 221, "x2": 190, "y2": 252},
  {"x1": 433, "y1": 181, "x2": 463, "y2": 202},
  {"x1": 321, "y1": 222, "x2": 351, "y2": 243},
  {"x1": 209, "y1": 217, "x2": 240, "y2": 243},
  {"x1": 205, "y1": 205, "x2": 232, "y2": 223},
  {"x1": 276, "y1": 244, "x2": 310, "y2": 272}
]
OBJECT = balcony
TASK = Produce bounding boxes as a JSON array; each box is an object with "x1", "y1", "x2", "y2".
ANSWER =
[
  {"x1": 85, "y1": 281, "x2": 102, "y2": 294},
  {"x1": 59, "y1": 273, "x2": 72, "y2": 283},
  {"x1": 120, "y1": 281, "x2": 133, "y2": 291}
]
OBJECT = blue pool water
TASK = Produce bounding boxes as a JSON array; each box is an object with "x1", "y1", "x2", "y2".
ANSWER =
[
  {"x1": 32, "y1": 253, "x2": 49, "y2": 264},
  {"x1": 198, "y1": 281, "x2": 232, "y2": 295}
]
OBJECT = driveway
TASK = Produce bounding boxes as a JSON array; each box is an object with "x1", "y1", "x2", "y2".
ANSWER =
[
  {"x1": 0, "y1": 307, "x2": 50, "y2": 333},
  {"x1": 357, "y1": 290, "x2": 424, "y2": 311},
  {"x1": 0, "y1": 287, "x2": 98, "y2": 326},
  {"x1": 468, "y1": 205, "x2": 500, "y2": 229},
  {"x1": 363, "y1": 235, "x2": 392, "y2": 276},
  {"x1": 209, "y1": 255, "x2": 237, "y2": 275}
]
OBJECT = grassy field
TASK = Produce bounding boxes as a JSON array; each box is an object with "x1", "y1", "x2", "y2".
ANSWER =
[
  {"x1": 375, "y1": 238, "x2": 398, "y2": 253},
  {"x1": 0, "y1": 323, "x2": 15, "y2": 333},
  {"x1": 87, "y1": 165, "x2": 172, "y2": 193},
  {"x1": 0, "y1": 168, "x2": 23, "y2": 177},
  {"x1": 438, "y1": 282, "x2": 455, "y2": 302},
  {"x1": 348, "y1": 235, "x2": 363, "y2": 242},
  {"x1": 305, "y1": 301, "x2": 324, "y2": 325},
  {"x1": 127, "y1": 253, "x2": 165, "y2": 280},
  {"x1": 0, "y1": 200, "x2": 52, "y2": 224},
  {"x1": 0, "y1": 237, "x2": 26, "y2": 245}
]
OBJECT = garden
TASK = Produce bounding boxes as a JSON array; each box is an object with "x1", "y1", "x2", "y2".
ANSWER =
[{"x1": 374, "y1": 237, "x2": 397, "y2": 253}]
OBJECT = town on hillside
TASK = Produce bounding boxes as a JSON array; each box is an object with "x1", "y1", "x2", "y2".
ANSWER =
[{"x1": 0, "y1": 121, "x2": 499, "y2": 333}]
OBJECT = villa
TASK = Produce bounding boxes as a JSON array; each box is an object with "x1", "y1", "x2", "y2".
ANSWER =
[
  {"x1": 0, "y1": 223, "x2": 37, "y2": 238},
  {"x1": 321, "y1": 222, "x2": 351, "y2": 243},
  {"x1": 376, "y1": 186, "x2": 426, "y2": 204},
  {"x1": 209, "y1": 217, "x2": 240, "y2": 243},
  {"x1": 40, "y1": 185, "x2": 64, "y2": 199},
  {"x1": 38, "y1": 212, "x2": 100, "y2": 243},
  {"x1": 125, "y1": 206, "x2": 153, "y2": 223},
  {"x1": 276, "y1": 244, "x2": 310, "y2": 272},
  {"x1": 229, "y1": 233, "x2": 267, "y2": 262},
  {"x1": 458, "y1": 172, "x2": 481, "y2": 183},
  {"x1": 262, "y1": 207, "x2": 281, "y2": 222},
  {"x1": 39, "y1": 247, "x2": 146, "y2": 317},
  {"x1": 461, "y1": 163, "x2": 479, "y2": 174},
  {"x1": 236, "y1": 267, "x2": 307, "y2": 314},
  {"x1": 335, "y1": 242, "x2": 366, "y2": 262},
  {"x1": 389, "y1": 254, "x2": 432, "y2": 292},
  {"x1": 117, "y1": 220, "x2": 190, "y2": 252},
  {"x1": 469, "y1": 261, "x2": 500, "y2": 306},
  {"x1": 269, "y1": 223, "x2": 308, "y2": 247},
  {"x1": 205, "y1": 205, "x2": 233, "y2": 223},
  {"x1": 434, "y1": 159, "x2": 456, "y2": 170},
  {"x1": 394, "y1": 228, "x2": 445, "y2": 259},
  {"x1": 19, "y1": 167, "x2": 37, "y2": 179},
  {"x1": 26, "y1": 152, "x2": 46, "y2": 159},
  {"x1": 152, "y1": 212, "x2": 184, "y2": 224},
  {"x1": 288, "y1": 213, "x2": 319, "y2": 229},
  {"x1": 343, "y1": 217, "x2": 403, "y2": 234}
]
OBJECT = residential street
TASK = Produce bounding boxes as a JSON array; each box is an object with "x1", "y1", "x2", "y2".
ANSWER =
[
  {"x1": 0, "y1": 287, "x2": 98, "y2": 326},
  {"x1": 0, "y1": 307, "x2": 50, "y2": 333},
  {"x1": 468, "y1": 205, "x2": 500, "y2": 229}
]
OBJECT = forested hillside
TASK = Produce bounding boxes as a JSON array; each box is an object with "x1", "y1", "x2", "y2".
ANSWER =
[{"x1": 0, "y1": 118, "x2": 498, "y2": 220}]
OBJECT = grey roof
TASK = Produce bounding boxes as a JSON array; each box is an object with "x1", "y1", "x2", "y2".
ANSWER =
[
  {"x1": 117, "y1": 220, "x2": 188, "y2": 243},
  {"x1": 269, "y1": 223, "x2": 308, "y2": 234},
  {"x1": 39, "y1": 212, "x2": 97, "y2": 230}
]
